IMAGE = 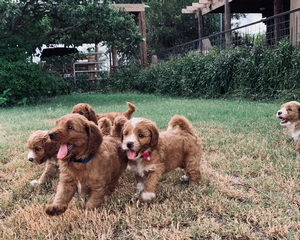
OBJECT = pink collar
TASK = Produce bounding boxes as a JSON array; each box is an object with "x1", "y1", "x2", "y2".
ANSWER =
[{"x1": 141, "y1": 151, "x2": 151, "y2": 161}]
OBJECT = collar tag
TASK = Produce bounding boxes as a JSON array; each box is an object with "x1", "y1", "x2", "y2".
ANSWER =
[{"x1": 141, "y1": 151, "x2": 151, "y2": 161}]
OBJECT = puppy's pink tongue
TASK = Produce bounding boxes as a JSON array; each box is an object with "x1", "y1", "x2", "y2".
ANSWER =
[
  {"x1": 57, "y1": 143, "x2": 68, "y2": 159},
  {"x1": 127, "y1": 150, "x2": 136, "y2": 160},
  {"x1": 281, "y1": 119, "x2": 287, "y2": 124}
]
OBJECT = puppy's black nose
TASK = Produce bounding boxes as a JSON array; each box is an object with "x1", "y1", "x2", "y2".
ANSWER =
[
  {"x1": 127, "y1": 142, "x2": 134, "y2": 149},
  {"x1": 277, "y1": 111, "x2": 282, "y2": 116},
  {"x1": 49, "y1": 132, "x2": 56, "y2": 140},
  {"x1": 28, "y1": 158, "x2": 33, "y2": 162}
]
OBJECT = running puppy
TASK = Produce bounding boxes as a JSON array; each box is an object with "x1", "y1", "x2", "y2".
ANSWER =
[
  {"x1": 46, "y1": 113, "x2": 128, "y2": 216},
  {"x1": 277, "y1": 101, "x2": 300, "y2": 152},
  {"x1": 121, "y1": 115, "x2": 202, "y2": 201},
  {"x1": 27, "y1": 130, "x2": 60, "y2": 185}
]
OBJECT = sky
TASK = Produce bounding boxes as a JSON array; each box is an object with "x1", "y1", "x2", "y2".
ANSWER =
[{"x1": 235, "y1": 13, "x2": 266, "y2": 34}]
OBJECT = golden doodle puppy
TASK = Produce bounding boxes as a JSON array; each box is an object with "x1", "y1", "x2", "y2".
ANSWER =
[
  {"x1": 120, "y1": 114, "x2": 202, "y2": 201},
  {"x1": 46, "y1": 113, "x2": 128, "y2": 216},
  {"x1": 27, "y1": 130, "x2": 60, "y2": 185},
  {"x1": 277, "y1": 101, "x2": 300, "y2": 152},
  {"x1": 72, "y1": 101, "x2": 136, "y2": 125}
]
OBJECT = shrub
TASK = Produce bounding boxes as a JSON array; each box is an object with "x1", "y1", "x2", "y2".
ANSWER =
[
  {"x1": 0, "y1": 58, "x2": 70, "y2": 106},
  {"x1": 107, "y1": 61, "x2": 141, "y2": 92},
  {"x1": 120, "y1": 38, "x2": 300, "y2": 100}
]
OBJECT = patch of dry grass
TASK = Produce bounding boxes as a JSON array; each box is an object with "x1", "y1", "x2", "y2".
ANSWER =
[{"x1": 1, "y1": 93, "x2": 300, "y2": 239}]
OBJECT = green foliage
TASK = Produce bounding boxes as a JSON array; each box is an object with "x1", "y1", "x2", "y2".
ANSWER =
[
  {"x1": 114, "y1": 0, "x2": 221, "y2": 53},
  {"x1": 66, "y1": 2, "x2": 142, "y2": 54},
  {"x1": 0, "y1": 37, "x2": 29, "y2": 62},
  {"x1": 74, "y1": 72, "x2": 110, "y2": 93},
  {"x1": 0, "y1": 57, "x2": 70, "y2": 107},
  {"x1": 141, "y1": 0, "x2": 244, "y2": 54},
  {"x1": 111, "y1": 38, "x2": 300, "y2": 101},
  {"x1": 0, "y1": 89, "x2": 11, "y2": 106},
  {"x1": 107, "y1": 61, "x2": 141, "y2": 92},
  {"x1": 0, "y1": 0, "x2": 142, "y2": 58},
  {"x1": 231, "y1": 38, "x2": 299, "y2": 100}
]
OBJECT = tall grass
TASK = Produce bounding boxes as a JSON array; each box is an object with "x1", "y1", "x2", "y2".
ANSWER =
[{"x1": 1, "y1": 93, "x2": 300, "y2": 239}]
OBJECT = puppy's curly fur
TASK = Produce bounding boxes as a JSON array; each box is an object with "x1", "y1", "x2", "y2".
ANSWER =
[
  {"x1": 97, "y1": 117, "x2": 112, "y2": 136},
  {"x1": 27, "y1": 130, "x2": 60, "y2": 185},
  {"x1": 72, "y1": 101, "x2": 136, "y2": 125},
  {"x1": 111, "y1": 116, "x2": 128, "y2": 138},
  {"x1": 98, "y1": 115, "x2": 128, "y2": 138},
  {"x1": 121, "y1": 114, "x2": 202, "y2": 201},
  {"x1": 277, "y1": 101, "x2": 300, "y2": 152},
  {"x1": 46, "y1": 113, "x2": 128, "y2": 216}
]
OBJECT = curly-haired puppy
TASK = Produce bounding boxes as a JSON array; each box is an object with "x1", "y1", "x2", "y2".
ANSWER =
[
  {"x1": 121, "y1": 114, "x2": 202, "y2": 201},
  {"x1": 46, "y1": 113, "x2": 128, "y2": 216},
  {"x1": 72, "y1": 101, "x2": 136, "y2": 125},
  {"x1": 27, "y1": 130, "x2": 60, "y2": 185},
  {"x1": 277, "y1": 101, "x2": 300, "y2": 151}
]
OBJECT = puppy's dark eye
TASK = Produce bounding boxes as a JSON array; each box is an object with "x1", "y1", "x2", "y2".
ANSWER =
[
  {"x1": 35, "y1": 147, "x2": 41, "y2": 152},
  {"x1": 68, "y1": 125, "x2": 73, "y2": 130},
  {"x1": 79, "y1": 111, "x2": 84, "y2": 115},
  {"x1": 123, "y1": 131, "x2": 128, "y2": 136},
  {"x1": 138, "y1": 133, "x2": 144, "y2": 138},
  {"x1": 287, "y1": 108, "x2": 292, "y2": 111}
]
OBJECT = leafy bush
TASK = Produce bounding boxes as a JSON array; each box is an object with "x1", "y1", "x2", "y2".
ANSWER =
[
  {"x1": 0, "y1": 43, "x2": 69, "y2": 106},
  {"x1": 74, "y1": 71, "x2": 110, "y2": 93},
  {"x1": 111, "y1": 37, "x2": 300, "y2": 101},
  {"x1": 0, "y1": 58, "x2": 70, "y2": 106},
  {"x1": 107, "y1": 61, "x2": 141, "y2": 92}
]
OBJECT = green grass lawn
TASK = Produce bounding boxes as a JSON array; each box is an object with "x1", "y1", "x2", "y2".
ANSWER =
[{"x1": 1, "y1": 93, "x2": 300, "y2": 239}]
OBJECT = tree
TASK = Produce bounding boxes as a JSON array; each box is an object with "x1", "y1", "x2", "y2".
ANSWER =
[
  {"x1": 0, "y1": 0, "x2": 142, "y2": 59},
  {"x1": 113, "y1": 0, "x2": 221, "y2": 54},
  {"x1": 114, "y1": 0, "x2": 245, "y2": 54},
  {"x1": 143, "y1": 0, "x2": 216, "y2": 53}
]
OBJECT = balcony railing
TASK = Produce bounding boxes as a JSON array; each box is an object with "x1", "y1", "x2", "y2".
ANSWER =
[{"x1": 154, "y1": 7, "x2": 300, "y2": 61}]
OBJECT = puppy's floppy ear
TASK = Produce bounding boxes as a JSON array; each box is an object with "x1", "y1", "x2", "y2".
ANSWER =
[
  {"x1": 112, "y1": 116, "x2": 128, "y2": 138},
  {"x1": 293, "y1": 101, "x2": 300, "y2": 120},
  {"x1": 44, "y1": 133, "x2": 59, "y2": 157},
  {"x1": 147, "y1": 121, "x2": 159, "y2": 148},
  {"x1": 86, "y1": 105, "x2": 98, "y2": 124},
  {"x1": 85, "y1": 121, "x2": 102, "y2": 154}
]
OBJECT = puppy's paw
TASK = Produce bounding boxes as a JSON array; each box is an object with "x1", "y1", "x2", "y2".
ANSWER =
[
  {"x1": 45, "y1": 204, "x2": 67, "y2": 216},
  {"x1": 85, "y1": 202, "x2": 99, "y2": 210},
  {"x1": 181, "y1": 174, "x2": 189, "y2": 181},
  {"x1": 141, "y1": 192, "x2": 156, "y2": 201},
  {"x1": 30, "y1": 179, "x2": 41, "y2": 185},
  {"x1": 134, "y1": 192, "x2": 140, "y2": 198}
]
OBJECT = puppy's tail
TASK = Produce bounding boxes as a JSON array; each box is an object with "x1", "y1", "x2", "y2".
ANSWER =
[
  {"x1": 123, "y1": 102, "x2": 136, "y2": 119},
  {"x1": 167, "y1": 115, "x2": 196, "y2": 136}
]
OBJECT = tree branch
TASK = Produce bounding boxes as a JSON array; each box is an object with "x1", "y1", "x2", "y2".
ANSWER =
[{"x1": 35, "y1": 23, "x2": 83, "y2": 47}]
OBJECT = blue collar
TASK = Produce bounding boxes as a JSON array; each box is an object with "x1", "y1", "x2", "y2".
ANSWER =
[{"x1": 70, "y1": 154, "x2": 94, "y2": 163}]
